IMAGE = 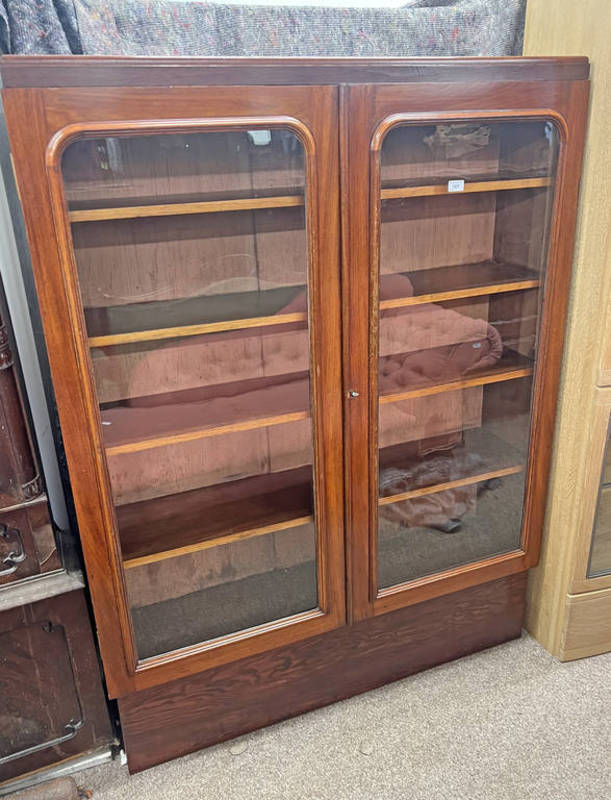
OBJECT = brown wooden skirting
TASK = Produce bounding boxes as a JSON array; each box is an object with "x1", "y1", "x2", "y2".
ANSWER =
[{"x1": 119, "y1": 572, "x2": 526, "y2": 773}]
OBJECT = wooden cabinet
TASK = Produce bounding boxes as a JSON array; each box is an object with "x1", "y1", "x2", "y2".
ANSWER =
[
  {"x1": 0, "y1": 590, "x2": 114, "y2": 782},
  {"x1": 2, "y1": 55, "x2": 589, "y2": 771},
  {"x1": 0, "y1": 261, "x2": 112, "y2": 783}
]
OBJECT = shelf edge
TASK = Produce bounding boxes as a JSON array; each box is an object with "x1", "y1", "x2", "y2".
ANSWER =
[
  {"x1": 381, "y1": 176, "x2": 551, "y2": 200},
  {"x1": 379, "y1": 464, "x2": 524, "y2": 506},
  {"x1": 69, "y1": 193, "x2": 304, "y2": 223},
  {"x1": 122, "y1": 514, "x2": 314, "y2": 569},
  {"x1": 380, "y1": 365, "x2": 533, "y2": 404},
  {"x1": 106, "y1": 409, "x2": 310, "y2": 456},
  {"x1": 379, "y1": 279, "x2": 540, "y2": 310},
  {"x1": 89, "y1": 310, "x2": 308, "y2": 347}
]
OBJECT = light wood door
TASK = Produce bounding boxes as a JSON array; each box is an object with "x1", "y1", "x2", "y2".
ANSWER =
[
  {"x1": 5, "y1": 85, "x2": 344, "y2": 696},
  {"x1": 341, "y1": 82, "x2": 588, "y2": 620}
]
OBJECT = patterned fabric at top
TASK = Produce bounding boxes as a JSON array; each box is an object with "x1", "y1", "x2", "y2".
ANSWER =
[{"x1": 0, "y1": 0, "x2": 526, "y2": 57}]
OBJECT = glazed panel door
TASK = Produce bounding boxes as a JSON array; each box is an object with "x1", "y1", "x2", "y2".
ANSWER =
[
  {"x1": 342, "y1": 81, "x2": 588, "y2": 620},
  {"x1": 570, "y1": 388, "x2": 611, "y2": 594},
  {"x1": 8, "y1": 85, "x2": 344, "y2": 695}
]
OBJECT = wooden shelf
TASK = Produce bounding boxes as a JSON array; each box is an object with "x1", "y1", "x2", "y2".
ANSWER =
[
  {"x1": 381, "y1": 176, "x2": 550, "y2": 201},
  {"x1": 87, "y1": 261, "x2": 539, "y2": 350},
  {"x1": 103, "y1": 372, "x2": 310, "y2": 456},
  {"x1": 103, "y1": 348, "x2": 531, "y2": 457},
  {"x1": 69, "y1": 175, "x2": 547, "y2": 223},
  {"x1": 379, "y1": 350, "x2": 533, "y2": 405},
  {"x1": 379, "y1": 464, "x2": 524, "y2": 507},
  {"x1": 120, "y1": 423, "x2": 527, "y2": 569},
  {"x1": 68, "y1": 178, "x2": 551, "y2": 223},
  {"x1": 120, "y1": 466, "x2": 314, "y2": 569},
  {"x1": 86, "y1": 285, "x2": 306, "y2": 348},
  {"x1": 119, "y1": 410, "x2": 529, "y2": 569},
  {"x1": 378, "y1": 421, "x2": 528, "y2": 505},
  {"x1": 106, "y1": 410, "x2": 309, "y2": 456},
  {"x1": 69, "y1": 193, "x2": 305, "y2": 223},
  {"x1": 379, "y1": 262, "x2": 540, "y2": 310},
  {"x1": 89, "y1": 311, "x2": 307, "y2": 348}
]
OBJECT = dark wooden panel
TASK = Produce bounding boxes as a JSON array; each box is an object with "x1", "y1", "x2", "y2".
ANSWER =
[
  {"x1": 0, "y1": 619, "x2": 82, "y2": 766},
  {"x1": 0, "y1": 56, "x2": 589, "y2": 89},
  {"x1": 119, "y1": 572, "x2": 526, "y2": 773},
  {"x1": 0, "y1": 590, "x2": 113, "y2": 782},
  {"x1": 0, "y1": 499, "x2": 60, "y2": 585},
  {"x1": 0, "y1": 311, "x2": 41, "y2": 508}
]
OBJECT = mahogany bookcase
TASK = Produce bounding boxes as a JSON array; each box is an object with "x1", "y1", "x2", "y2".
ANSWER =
[{"x1": 1, "y1": 56, "x2": 589, "y2": 772}]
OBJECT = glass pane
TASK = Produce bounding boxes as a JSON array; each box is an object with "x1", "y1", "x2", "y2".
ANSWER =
[
  {"x1": 62, "y1": 129, "x2": 318, "y2": 658},
  {"x1": 125, "y1": 522, "x2": 316, "y2": 659},
  {"x1": 376, "y1": 119, "x2": 559, "y2": 590},
  {"x1": 588, "y1": 421, "x2": 611, "y2": 577},
  {"x1": 602, "y1": 424, "x2": 611, "y2": 486}
]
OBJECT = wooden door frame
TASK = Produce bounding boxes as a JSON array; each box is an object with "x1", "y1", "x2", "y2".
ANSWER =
[
  {"x1": 3, "y1": 84, "x2": 345, "y2": 697},
  {"x1": 340, "y1": 79, "x2": 589, "y2": 621}
]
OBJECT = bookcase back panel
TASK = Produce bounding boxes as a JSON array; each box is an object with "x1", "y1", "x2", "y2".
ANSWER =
[
  {"x1": 62, "y1": 131, "x2": 303, "y2": 204},
  {"x1": 379, "y1": 120, "x2": 553, "y2": 185},
  {"x1": 380, "y1": 193, "x2": 497, "y2": 271},
  {"x1": 73, "y1": 205, "x2": 307, "y2": 309}
]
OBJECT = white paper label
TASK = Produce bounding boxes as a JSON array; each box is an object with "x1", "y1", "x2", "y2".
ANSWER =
[
  {"x1": 447, "y1": 179, "x2": 465, "y2": 193},
  {"x1": 247, "y1": 129, "x2": 272, "y2": 146}
]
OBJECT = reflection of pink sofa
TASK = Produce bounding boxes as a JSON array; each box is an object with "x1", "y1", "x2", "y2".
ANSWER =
[
  {"x1": 99, "y1": 274, "x2": 502, "y2": 506},
  {"x1": 378, "y1": 274, "x2": 502, "y2": 455}
]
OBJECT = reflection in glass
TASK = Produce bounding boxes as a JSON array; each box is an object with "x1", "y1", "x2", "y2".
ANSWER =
[
  {"x1": 376, "y1": 120, "x2": 559, "y2": 590},
  {"x1": 125, "y1": 522, "x2": 317, "y2": 659},
  {"x1": 62, "y1": 129, "x2": 318, "y2": 657},
  {"x1": 588, "y1": 421, "x2": 611, "y2": 577}
]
